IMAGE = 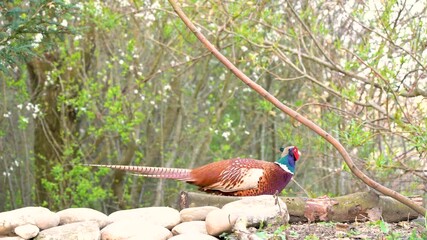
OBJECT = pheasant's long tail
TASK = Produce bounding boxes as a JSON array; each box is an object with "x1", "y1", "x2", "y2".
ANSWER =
[{"x1": 86, "y1": 164, "x2": 192, "y2": 181}]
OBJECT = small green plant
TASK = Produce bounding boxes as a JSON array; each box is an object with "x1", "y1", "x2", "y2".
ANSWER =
[
  {"x1": 272, "y1": 225, "x2": 287, "y2": 239},
  {"x1": 317, "y1": 221, "x2": 336, "y2": 227},
  {"x1": 219, "y1": 232, "x2": 234, "y2": 240},
  {"x1": 385, "y1": 232, "x2": 402, "y2": 240},
  {"x1": 41, "y1": 161, "x2": 111, "y2": 210},
  {"x1": 289, "y1": 230, "x2": 299, "y2": 238},
  {"x1": 379, "y1": 220, "x2": 390, "y2": 234},
  {"x1": 304, "y1": 234, "x2": 320, "y2": 240}
]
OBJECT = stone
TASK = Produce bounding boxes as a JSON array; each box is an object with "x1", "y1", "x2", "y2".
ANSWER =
[
  {"x1": 0, "y1": 237, "x2": 25, "y2": 240},
  {"x1": 0, "y1": 207, "x2": 59, "y2": 235},
  {"x1": 35, "y1": 221, "x2": 100, "y2": 240},
  {"x1": 205, "y1": 209, "x2": 238, "y2": 236},
  {"x1": 179, "y1": 206, "x2": 219, "y2": 222},
  {"x1": 206, "y1": 195, "x2": 289, "y2": 236},
  {"x1": 169, "y1": 233, "x2": 219, "y2": 240},
  {"x1": 14, "y1": 224, "x2": 39, "y2": 239},
  {"x1": 101, "y1": 219, "x2": 172, "y2": 240},
  {"x1": 222, "y1": 195, "x2": 289, "y2": 227},
  {"x1": 108, "y1": 207, "x2": 180, "y2": 229},
  {"x1": 57, "y1": 208, "x2": 110, "y2": 228},
  {"x1": 171, "y1": 221, "x2": 207, "y2": 235}
]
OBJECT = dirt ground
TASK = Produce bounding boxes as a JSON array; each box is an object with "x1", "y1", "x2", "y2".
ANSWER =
[
  {"x1": 283, "y1": 220, "x2": 426, "y2": 239},
  {"x1": 222, "y1": 219, "x2": 426, "y2": 239}
]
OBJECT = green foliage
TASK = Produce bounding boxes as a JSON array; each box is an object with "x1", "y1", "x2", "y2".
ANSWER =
[
  {"x1": 340, "y1": 120, "x2": 373, "y2": 147},
  {"x1": 340, "y1": 84, "x2": 358, "y2": 102},
  {"x1": 17, "y1": 115, "x2": 29, "y2": 129},
  {"x1": 41, "y1": 162, "x2": 110, "y2": 209},
  {"x1": 304, "y1": 234, "x2": 320, "y2": 240},
  {"x1": 272, "y1": 225, "x2": 287, "y2": 239},
  {"x1": 379, "y1": 220, "x2": 390, "y2": 234},
  {"x1": 288, "y1": 229, "x2": 300, "y2": 238},
  {"x1": 0, "y1": 0, "x2": 76, "y2": 72},
  {"x1": 407, "y1": 124, "x2": 427, "y2": 156}
]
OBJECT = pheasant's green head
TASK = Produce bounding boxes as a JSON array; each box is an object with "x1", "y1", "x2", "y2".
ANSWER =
[{"x1": 275, "y1": 146, "x2": 300, "y2": 174}]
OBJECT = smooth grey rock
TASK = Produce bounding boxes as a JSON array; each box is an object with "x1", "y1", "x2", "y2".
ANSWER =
[
  {"x1": 222, "y1": 195, "x2": 289, "y2": 226},
  {"x1": 0, "y1": 236, "x2": 25, "y2": 240},
  {"x1": 206, "y1": 195, "x2": 289, "y2": 236},
  {"x1": 169, "y1": 233, "x2": 218, "y2": 240},
  {"x1": 179, "y1": 206, "x2": 219, "y2": 222},
  {"x1": 57, "y1": 208, "x2": 110, "y2": 228},
  {"x1": 171, "y1": 221, "x2": 207, "y2": 235},
  {"x1": 0, "y1": 207, "x2": 59, "y2": 235},
  {"x1": 101, "y1": 219, "x2": 172, "y2": 240},
  {"x1": 412, "y1": 217, "x2": 426, "y2": 227},
  {"x1": 14, "y1": 224, "x2": 39, "y2": 239},
  {"x1": 205, "y1": 209, "x2": 238, "y2": 236},
  {"x1": 35, "y1": 221, "x2": 100, "y2": 240},
  {"x1": 108, "y1": 207, "x2": 180, "y2": 229}
]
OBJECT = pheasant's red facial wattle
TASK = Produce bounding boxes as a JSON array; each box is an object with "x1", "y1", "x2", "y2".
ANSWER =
[{"x1": 293, "y1": 147, "x2": 300, "y2": 161}]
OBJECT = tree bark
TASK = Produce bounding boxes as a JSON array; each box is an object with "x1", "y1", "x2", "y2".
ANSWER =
[
  {"x1": 177, "y1": 191, "x2": 422, "y2": 223},
  {"x1": 28, "y1": 54, "x2": 73, "y2": 208},
  {"x1": 28, "y1": 51, "x2": 81, "y2": 209}
]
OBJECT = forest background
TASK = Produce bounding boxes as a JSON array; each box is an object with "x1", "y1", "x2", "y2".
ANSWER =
[{"x1": 1, "y1": 0, "x2": 426, "y2": 214}]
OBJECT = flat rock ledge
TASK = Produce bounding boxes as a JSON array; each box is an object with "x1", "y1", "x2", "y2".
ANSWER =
[{"x1": 0, "y1": 195, "x2": 288, "y2": 240}]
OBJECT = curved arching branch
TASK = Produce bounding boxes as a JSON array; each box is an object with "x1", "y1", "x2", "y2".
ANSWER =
[{"x1": 166, "y1": 0, "x2": 426, "y2": 216}]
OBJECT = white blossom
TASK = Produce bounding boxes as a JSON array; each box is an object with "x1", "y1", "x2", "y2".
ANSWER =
[
  {"x1": 222, "y1": 131, "x2": 231, "y2": 140},
  {"x1": 60, "y1": 19, "x2": 68, "y2": 27},
  {"x1": 3, "y1": 111, "x2": 11, "y2": 118},
  {"x1": 26, "y1": 103, "x2": 33, "y2": 111},
  {"x1": 152, "y1": 1, "x2": 160, "y2": 8},
  {"x1": 32, "y1": 33, "x2": 43, "y2": 48},
  {"x1": 75, "y1": 2, "x2": 83, "y2": 9},
  {"x1": 163, "y1": 84, "x2": 171, "y2": 91},
  {"x1": 74, "y1": 35, "x2": 83, "y2": 41},
  {"x1": 34, "y1": 104, "x2": 40, "y2": 113}
]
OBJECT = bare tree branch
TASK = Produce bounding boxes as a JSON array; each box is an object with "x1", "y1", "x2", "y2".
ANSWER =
[{"x1": 167, "y1": 0, "x2": 426, "y2": 216}]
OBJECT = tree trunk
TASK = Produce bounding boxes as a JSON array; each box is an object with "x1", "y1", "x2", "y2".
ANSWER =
[
  {"x1": 28, "y1": 53, "x2": 78, "y2": 209},
  {"x1": 177, "y1": 191, "x2": 422, "y2": 223},
  {"x1": 28, "y1": 55, "x2": 61, "y2": 207}
]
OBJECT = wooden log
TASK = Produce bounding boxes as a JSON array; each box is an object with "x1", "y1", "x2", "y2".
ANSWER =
[{"x1": 177, "y1": 191, "x2": 421, "y2": 223}]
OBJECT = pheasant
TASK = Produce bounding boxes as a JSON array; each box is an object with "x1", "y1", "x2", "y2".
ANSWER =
[{"x1": 88, "y1": 146, "x2": 300, "y2": 196}]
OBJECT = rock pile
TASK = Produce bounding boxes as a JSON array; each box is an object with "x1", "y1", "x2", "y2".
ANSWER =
[{"x1": 0, "y1": 195, "x2": 289, "y2": 240}]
